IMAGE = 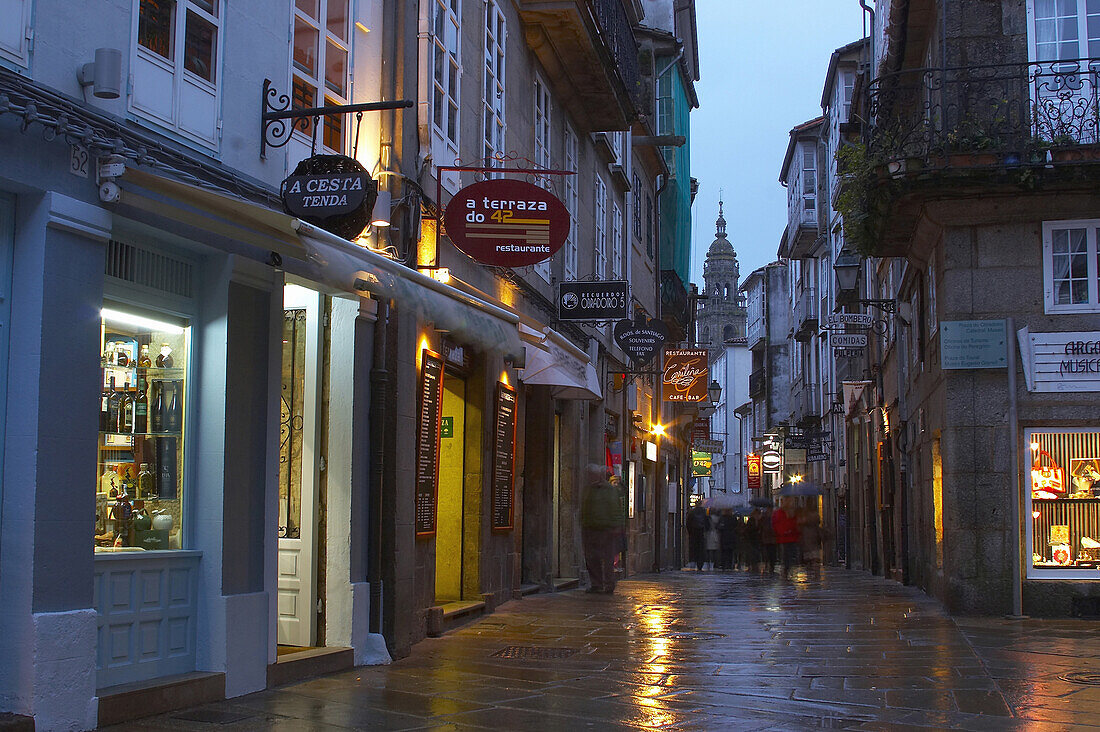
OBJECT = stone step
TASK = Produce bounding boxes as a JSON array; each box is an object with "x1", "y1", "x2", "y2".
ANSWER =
[
  {"x1": 266, "y1": 646, "x2": 353, "y2": 689},
  {"x1": 97, "y1": 671, "x2": 225, "y2": 727}
]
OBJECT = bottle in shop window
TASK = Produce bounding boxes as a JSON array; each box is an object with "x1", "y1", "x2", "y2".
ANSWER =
[
  {"x1": 156, "y1": 343, "x2": 173, "y2": 369},
  {"x1": 166, "y1": 381, "x2": 181, "y2": 432},
  {"x1": 151, "y1": 381, "x2": 164, "y2": 433},
  {"x1": 138, "y1": 463, "x2": 154, "y2": 499},
  {"x1": 156, "y1": 436, "x2": 177, "y2": 499},
  {"x1": 106, "y1": 377, "x2": 120, "y2": 433},
  {"x1": 101, "y1": 381, "x2": 111, "y2": 432},
  {"x1": 116, "y1": 343, "x2": 129, "y2": 368},
  {"x1": 138, "y1": 344, "x2": 152, "y2": 368},
  {"x1": 134, "y1": 377, "x2": 148, "y2": 434}
]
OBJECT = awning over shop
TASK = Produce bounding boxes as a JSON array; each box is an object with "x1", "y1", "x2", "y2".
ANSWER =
[
  {"x1": 518, "y1": 326, "x2": 602, "y2": 401},
  {"x1": 294, "y1": 221, "x2": 523, "y2": 362},
  {"x1": 117, "y1": 168, "x2": 523, "y2": 363},
  {"x1": 118, "y1": 167, "x2": 305, "y2": 260}
]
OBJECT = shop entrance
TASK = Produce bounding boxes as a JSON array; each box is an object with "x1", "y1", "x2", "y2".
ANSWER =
[
  {"x1": 435, "y1": 375, "x2": 467, "y2": 602},
  {"x1": 277, "y1": 285, "x2": 322, "y2": 647}
]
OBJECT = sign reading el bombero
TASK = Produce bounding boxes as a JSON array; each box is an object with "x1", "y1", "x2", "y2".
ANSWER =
[
  {"x1": 281, "y1": 154, "x2": 377, "y2": 240},
  {"x1": 443, "y1": 179, "x2": 570, "y2": 267},
  {"x1": 558, "y1": 280, "x2": 630, "y2": 321}
]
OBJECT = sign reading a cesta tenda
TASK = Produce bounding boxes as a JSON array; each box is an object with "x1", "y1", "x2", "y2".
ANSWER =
[
  {"x1": 443, "y1": 179, "x2": 569, "y2": 266},
  {"x1": 282, "y1": 172, "x2": 372, "y2": 217}
]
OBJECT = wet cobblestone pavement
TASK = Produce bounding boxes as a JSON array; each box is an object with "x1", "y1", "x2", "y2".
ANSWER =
[{"x1": 107, "y1": 568, "x2": 1100, "y2": 730}]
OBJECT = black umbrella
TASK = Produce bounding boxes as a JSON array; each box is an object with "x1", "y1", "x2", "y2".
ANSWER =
[{"x1": 748, "y1": 496, "x2": 773, "y2": 508}]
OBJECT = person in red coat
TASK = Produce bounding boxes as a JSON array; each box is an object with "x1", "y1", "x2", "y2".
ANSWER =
[{"x1": 772, "y1": 498, "x2": 801, "y2": 578}]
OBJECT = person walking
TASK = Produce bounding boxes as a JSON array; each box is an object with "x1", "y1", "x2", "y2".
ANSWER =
[
  {"x1": 704, "y1": 509, "x2": 720, "y2": 570},
  {"x1": 716, "y1": 509, "x2": 738, "y2": 570},
  {"x1": 686, "y1": 504, "x2": 708, "y2": 571},
  {"x1": 759, "y1": 506, "x2": 778, "y2": 574},
  {"x1": 746, "y1": 509, "x2": 762, "y2": 571},
  {"x1": 581, "y1": 465, "x2": 626, "y2": 594},
  {"x1": 772, "y1": 498, "x2": 801, "y2": 578},
  {"x1": 798, "y1": 507, "x2": 823, "y2": 571}
]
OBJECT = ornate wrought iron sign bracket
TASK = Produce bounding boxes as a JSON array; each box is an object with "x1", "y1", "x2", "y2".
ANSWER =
[{"x1": 261, "y1": 79, "x2": 413, "y2": 158}]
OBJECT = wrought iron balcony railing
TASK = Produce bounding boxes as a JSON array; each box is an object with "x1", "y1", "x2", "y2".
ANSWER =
[
  {"x1": 749, "y1": 368, "x2": 766, "y2": 398},
  {"x1": 864, "y1": 58, "x2": 1100, "y2": 167},
  {"x1": 590, "y1": 0, "x2": 642, "y2": 110}
]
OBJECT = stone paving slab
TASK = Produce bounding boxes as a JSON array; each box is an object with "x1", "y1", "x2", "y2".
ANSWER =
[{"x1": 104, "y1": 568, "x2": 1100, "y2": 730}]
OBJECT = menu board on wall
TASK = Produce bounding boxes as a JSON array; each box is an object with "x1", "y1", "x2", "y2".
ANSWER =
[
  {"x1": 491, "y1": 383, "x2": 517, "y2": 531},
  {"x1": 415, "y1": 350, "x2": 445, "y2": 537}
]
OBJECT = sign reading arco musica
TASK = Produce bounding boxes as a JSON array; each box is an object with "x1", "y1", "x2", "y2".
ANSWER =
[
  {"x1": 1018, "y1": 327, "x2": 1100, "y2": 392},
  {"x1": 280, "y1": 154, "x2": 377, "y2": 240},
  {"x1": 663, "y1": 348, "x2": 708, "y2": 402},
  {"x1": 443, "y1": 179, "x2": 569, "y2": 266}
]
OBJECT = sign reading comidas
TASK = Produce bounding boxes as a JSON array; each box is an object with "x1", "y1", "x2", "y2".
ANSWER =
[
  {"x1": 663, "y1": 348, "x2": 708, "y2": 402},
  {"x1": 444, "y1": 179, "x2": 569, "y2": 266}
]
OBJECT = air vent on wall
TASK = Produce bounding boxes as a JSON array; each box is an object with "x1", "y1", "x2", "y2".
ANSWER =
[{"x1": 105, "y1": 240, "x2": 193, "y2": 299}]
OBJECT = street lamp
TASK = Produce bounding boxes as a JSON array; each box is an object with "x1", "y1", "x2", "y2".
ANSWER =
[
  {"x1": 708, "y1": 379, "x2": 722, "y2": 406},
  {"x1": 834, "y1": 251, "x2": 898, "y2": 314}
]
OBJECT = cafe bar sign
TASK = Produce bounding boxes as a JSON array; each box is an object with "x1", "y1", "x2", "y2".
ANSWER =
[
  {"x1": 1018, "y1": 327, "x2": 1100, "y2": 392},
  {"x1": 444, "y1": 179, "x2": 570, "y2": 267},
  {"x1": 663, "y1": 348, "x2": 708, "y2": 402}
]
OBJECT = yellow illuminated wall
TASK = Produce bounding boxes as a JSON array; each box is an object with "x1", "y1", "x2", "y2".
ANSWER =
[{"x1": 435, "y1": 375, "x2": 466, "y2": 602}]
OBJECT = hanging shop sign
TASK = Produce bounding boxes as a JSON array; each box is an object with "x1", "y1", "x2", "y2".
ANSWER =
[
  {"x1": 694, "y1": 438, "x2": 723, "y2": 454},
  {"x1": 663, "y1": 348, "x2": 708, "y2": 402},
  {"x1": 746, "y1": 453, "x2": 762, "y2": 490},
  {"x1": 280, "y1": 154, "x2": 377, "y2": 240},
  {"x1": 558, "y1": 280, "x2": 630, "y2": 321},
  {"x1": 443, "y1": 178, "x2": 569, "y2": 266},
  {"x1": 692, "y1": 417, "x2": 710, "y2": 442},
  {"x1": 692, "y1": 451, "x2": 712, "y2": 477},
  {"x1": 1017, "y1": 327, "x2": 1100, "y2": 392},
  {"x1": 761, "y1": 449, "x2": 782, "y2": 472},
  {"x1": 940, "y1": 319, "x2": 1008, "y2": 370},
  {"x1": 832, "y1": 333, "x2": 868, "y2": 349},
  {"x1": 415, "y1": 350, "x2": 445, "y2": 537},
  {"x1": 490, "y1": 383, "x2": 517, "y2": 531},
  {"x1": 614, "y1": 314, "x2": 669, "y2": 365},
  {"x1": 825, "y1": 313, "x2": 875, "y2": 327}
]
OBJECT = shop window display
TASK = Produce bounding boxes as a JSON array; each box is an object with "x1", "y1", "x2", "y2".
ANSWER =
[
  {"x1": 96, "y1": 307, "x2": 189, "y2": 552},
  {"x1": 1028, "y1": 429, "x2": 1100, "y2": 576}
]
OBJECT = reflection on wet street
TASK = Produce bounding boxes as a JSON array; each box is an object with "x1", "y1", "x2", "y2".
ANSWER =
[{"x1": 108, "y1": 568, "x2": 1100, "y2": 730}]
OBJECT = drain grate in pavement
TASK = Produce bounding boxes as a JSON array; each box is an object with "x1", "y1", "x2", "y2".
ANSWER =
[
  {"x1": 491, "y1": 645, "x2": 578, "y2": 659},
  {"x1": 170, "y1": 709, "x2": 255, "y2": 724},
  {"x1": 664, "y1": 631, "x2": 727, "y2": 640},
  {"x1": 1060, "y1": 672, "x2": 1100, "y2": 685}
]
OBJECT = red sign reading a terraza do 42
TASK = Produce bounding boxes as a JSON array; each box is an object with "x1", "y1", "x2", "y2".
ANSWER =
[{"x1": 443, "y1": 179, "x2": 569, "y2": 267}]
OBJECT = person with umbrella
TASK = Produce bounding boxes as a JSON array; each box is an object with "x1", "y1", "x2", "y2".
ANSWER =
[{"x1": 686, "y1": 503, "x2": 708, "y2": 571}]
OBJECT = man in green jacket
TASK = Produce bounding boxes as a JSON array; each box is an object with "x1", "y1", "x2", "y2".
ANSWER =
[{"x1": 581, "y1": 465, "x2": 627, "y2": 594}]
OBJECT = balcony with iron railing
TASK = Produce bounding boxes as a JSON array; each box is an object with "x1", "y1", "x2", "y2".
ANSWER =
[
  {"x1": 746, "y1": 317, "x2": 765, "y2": 349},
  {"x1": 517, "y1": 0, "x2": 641, "y2": 132},
  {"x1": 793, "y1": 288, "x2": 819, "y2": 342},
  {"x1": 748, "y1": 367, "x2": 766, "y2": 398},
  {"x1": 798, "y1": 382, "x2": 821, "y2": 427},
  {"x1": 844, "y1": 59, "x2": 1100, "y2": 254}
]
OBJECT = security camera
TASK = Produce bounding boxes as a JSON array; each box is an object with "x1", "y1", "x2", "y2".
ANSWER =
[{"x1": 99, "y1": 181, "x2": 121, "y2": 204}]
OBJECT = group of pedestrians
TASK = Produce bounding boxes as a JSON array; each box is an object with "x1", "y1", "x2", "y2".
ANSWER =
[{"x1": 685, "y1": 498, "x2": 825, "y2": 578}]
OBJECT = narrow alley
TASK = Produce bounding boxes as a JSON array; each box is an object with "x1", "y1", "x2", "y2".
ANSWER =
[{"x1": 106, "y1": 569, "x2": 1100, "y2": 731}]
